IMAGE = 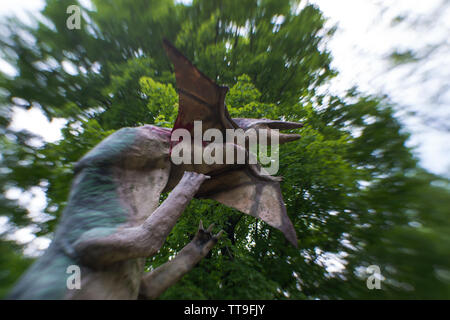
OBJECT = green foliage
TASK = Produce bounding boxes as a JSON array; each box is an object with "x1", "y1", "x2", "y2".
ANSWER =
[
  {"x1": 139, "y1": 76, "x2": 177, "y2": 127},
  {"x1": 389, "y1": 50, "x2": 419, "y2": 66},
  {"x1": 0, "y1": 240, "x2": 33, "y2": 298},
  {"x1": 0, "y1": 0, "x2": 449, "y2": 299}
]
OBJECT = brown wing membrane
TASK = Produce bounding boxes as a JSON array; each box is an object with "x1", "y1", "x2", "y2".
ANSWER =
[
  {"x1": 162, "y1": 39, "x2": 236, "y2": 134},
  {"x1": 163, "y1": 40, "x2": 298, "y2": 247},
  {"x1": 197, "y1": 168, "x2": 298, "y2": 247}
]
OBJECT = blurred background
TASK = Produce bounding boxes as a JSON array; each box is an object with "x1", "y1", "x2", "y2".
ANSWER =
[{"x1": 0, "y1": 0, "x2": 449, "y2": 299}]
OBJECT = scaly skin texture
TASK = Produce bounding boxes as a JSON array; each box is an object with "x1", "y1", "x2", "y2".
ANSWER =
[{"x1": 8, "y1": 125, "x2": 217, "y2": 299}]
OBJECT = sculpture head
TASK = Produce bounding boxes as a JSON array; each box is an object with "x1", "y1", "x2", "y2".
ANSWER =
[{"x1": 162, "y1": 40, "x2": 302, "y2": 247}]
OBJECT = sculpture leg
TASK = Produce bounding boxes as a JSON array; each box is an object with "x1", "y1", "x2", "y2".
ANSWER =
[{"x1": 138, "y1": 221, "x2": 223, "y2": 299}]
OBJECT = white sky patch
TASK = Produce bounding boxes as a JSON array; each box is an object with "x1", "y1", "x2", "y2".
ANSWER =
[
  {"x1": 313, "y1": 247, "x2": 348, "y2": 275},
  {"x1": 0, "y1": 216, "x2": 11, "y2": 235},
  {"x1": 0, "y1": 1, "x2": 45, "y2": 25},
  {"x1": 61, "y1": 60, "x2": 79, "y2": 76},
  {"x1": 78, "y1": 0, "x2": 95, "y2": 11},
  {"x1": 5, "y1": 186, "x2": 52, "y2": 223},
  {"x1": 8, "y1": 106, "x2": 67, "y2": 143},
  {"x1": 310, "y1": 0, "x2": 450, "y2": 177},
  {"x1": 4, "y1": 185, "x2": 54, "y2": 255},
  {"x1": 175, "y1": 0, "x2": 193, "y2": 5},
  {"x1": 23, "y1": 236, "x2": 51, "y2": 257},
  {"x1": 0, "y1": 60, "x2": 17, "y2": 77},
  {"x1": 8, "y1": 225, "x2": 38, "y2": 244},
  {"x1": 4, "y1": 221, "x2": 51, "y2": 257}
]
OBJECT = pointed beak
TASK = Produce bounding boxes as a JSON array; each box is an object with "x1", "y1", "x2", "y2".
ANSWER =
[
  {"x1": 232, "y1": 118, "x2": 303, "y2": 145},
  {"x1": 279, "y1": 133, "x2": 301, "y2": 144},
  {"x1": 259, "y1": 120, "x2": 303, "y2": 130}
]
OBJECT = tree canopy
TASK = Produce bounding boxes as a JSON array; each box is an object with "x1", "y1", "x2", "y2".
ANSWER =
[{"x1": 0, "y1": 0, "x2": 449, "y2": 299}]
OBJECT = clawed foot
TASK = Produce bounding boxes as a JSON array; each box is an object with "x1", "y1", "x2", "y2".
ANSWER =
[{"x1": 193, "y1": 220, "x2": 224, "y2": 251}]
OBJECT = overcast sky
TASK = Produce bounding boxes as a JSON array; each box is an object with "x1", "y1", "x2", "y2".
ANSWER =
[
  {"x1": 310, "y1": 0, "x2": 450, "y2": 178},
  {"x1": 1, "y1": 0, "x2": 449, "y2": 254}
]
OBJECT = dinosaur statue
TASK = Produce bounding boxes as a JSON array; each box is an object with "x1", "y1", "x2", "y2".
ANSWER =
[{"x1": 8, "y1": 40, "x2": 302, "y2": 299}]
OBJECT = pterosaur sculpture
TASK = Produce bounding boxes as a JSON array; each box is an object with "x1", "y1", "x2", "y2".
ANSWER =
[{"x1": 8, "y1": 40, "x2": 302, "y2": 299}]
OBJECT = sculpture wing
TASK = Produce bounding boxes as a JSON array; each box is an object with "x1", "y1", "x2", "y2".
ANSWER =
[
  {"x1": 197, "y1": 168, "x2": 298, "y2": 247},
  {"x1": 163, "y1": 39, "x2": 237, "y2": 135},
  {"x1": 163, "y1": 39, "x2": 298, "y2": 247}
]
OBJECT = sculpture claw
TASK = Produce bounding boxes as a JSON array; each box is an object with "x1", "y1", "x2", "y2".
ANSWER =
[
  {"x1": 214, "y1": 230, "x2": 224, "y2": 239},
  {"x1": 206, "y1": 223, "x2": 215, "y2": 232},
  {"x1": 194, "y1": 221, "x2": 224, "y2": 247}
]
